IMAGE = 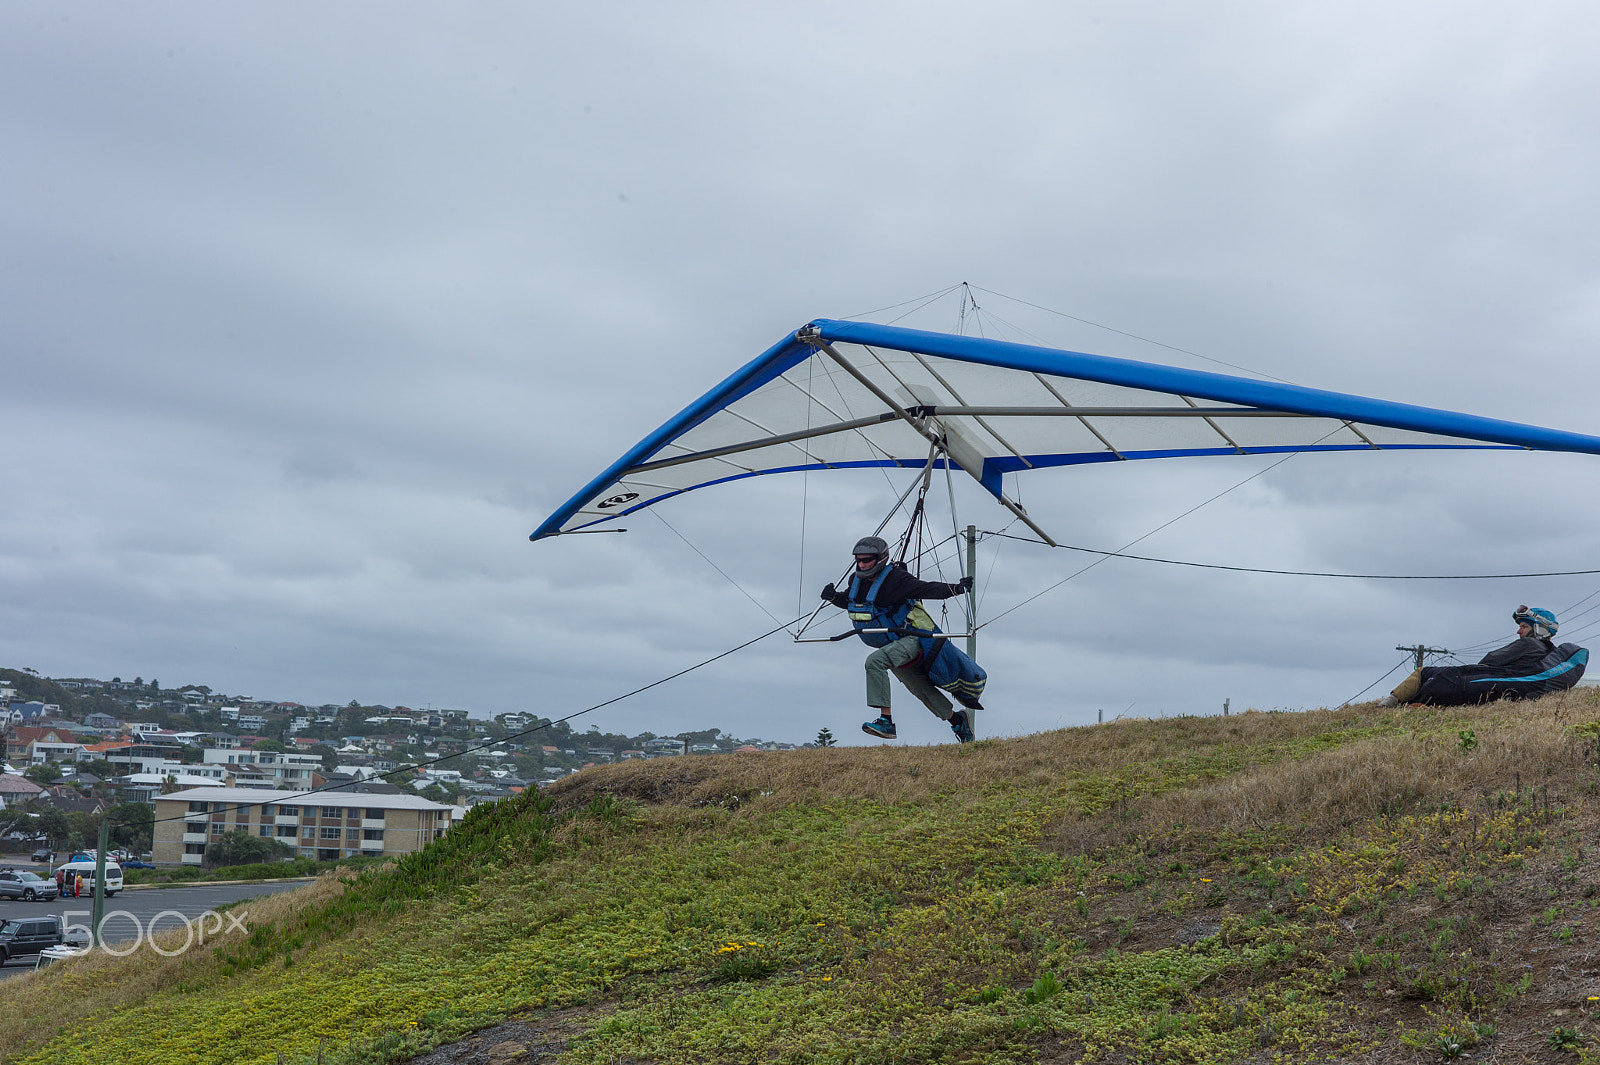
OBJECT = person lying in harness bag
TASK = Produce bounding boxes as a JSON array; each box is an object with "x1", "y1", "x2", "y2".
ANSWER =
[
  {"x1": 820, "y1": 535, "x2": 986, "y2": 743},
  {"x1": 1381, "y1": 605, "x2": 1589, "y2": 707}
]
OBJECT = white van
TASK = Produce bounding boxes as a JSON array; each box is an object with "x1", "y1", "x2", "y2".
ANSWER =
[{"x1": 54, "y1": 860, "x2": 123, "y2": 897}]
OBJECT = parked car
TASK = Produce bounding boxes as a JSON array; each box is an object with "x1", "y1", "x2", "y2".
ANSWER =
[
  {"x1": 0, "y1": 870, "x2": 58, "y2": 901},
  {"x1": 120, "y1": 860, "x2": 154, "y2": 870},
  {"x1": 30, "y1": 848, "x2": 53, "y2": 864},
  {"x1": 0, "y1": 915, "x2": 67, "y2": 964},
  {"x1": 53, "y1": 860, "x2": 123, "y2": 897}
]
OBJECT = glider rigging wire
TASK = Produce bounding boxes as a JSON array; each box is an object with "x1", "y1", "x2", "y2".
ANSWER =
[
  {"x1": 1339, "y1": 655, "x2": 1416, "y2": 707},
  {"x1": 964, "y1": 283, "x2": 1295, "y2": 384},
  {"x1": 651, "y1": 509, "x2": 792, "y2": 632},
  {"x1": 977, "y1": 438, "x2": 1332, "y2": 630}
]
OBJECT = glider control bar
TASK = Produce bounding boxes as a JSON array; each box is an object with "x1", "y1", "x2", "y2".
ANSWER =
[{"x1": 628, "y1": 405, "x2": 1308, "y2": 475}]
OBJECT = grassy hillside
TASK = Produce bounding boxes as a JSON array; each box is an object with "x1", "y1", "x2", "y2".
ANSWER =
[{"x1": 8, "y1": 691, "x2": 1600, "y2": 1064}]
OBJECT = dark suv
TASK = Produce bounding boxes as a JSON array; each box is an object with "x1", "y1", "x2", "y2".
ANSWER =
[
  {"x1": 0, "y1": 915, "x2": 66, "y2": 963},
  {"x1": 30, "y1": 848, "x2": 52, "y2": 864}
]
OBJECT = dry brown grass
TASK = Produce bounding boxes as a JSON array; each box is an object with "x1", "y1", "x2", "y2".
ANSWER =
[
  {"x1": 0, "y1": 873, "x2": 347, "y2": 1064},
  {"x1": 544, "y1": 699, "x2": 1438, "y2": 816},
  {"x1": 1054, "y1": 687, "x2": 1600, "y2": 854}
]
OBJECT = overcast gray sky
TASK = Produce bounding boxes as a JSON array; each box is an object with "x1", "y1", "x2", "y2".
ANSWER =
[{"x1": 5, "y1": 2, "x2": 1600, "y2": 746}]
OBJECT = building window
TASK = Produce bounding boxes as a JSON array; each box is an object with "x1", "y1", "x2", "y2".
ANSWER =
[
  {"x1": 301, "y1": 826, "x2": 315, "y2": 839},
  {"x1": 277, "y1": 805, "x2": 298, "y2": 816},
  {"x1": 259, "y1": 826, "x2": 272, "y2": 837},
  {"x1": 186, "y1": 822, "x2": 207, "y2": 835},
  {"x1": 277, "y1": 826, "x2": 297, "y2": 838},
  {"x1": 362, "y1": 829, "x2": 383, "y2": 841},
  {"x1": 320, "y1": 826, "x2": 341, "y2": 839},
  {"x1": 321, "y1": 807, "x2": 343, "y2": 818},
  {"x1": 211, "y1": 823, "x2": 225, "y2": 835},
  {"x1": 188, "y1": 801, "x2": 208, "y2": 813},
  {"x1": 365, "y1": 808, "x2": 385, "y2": 821},
  {"x1": 345, "y1": 828, "x2": 359, "y2": 841},
  {"x1": 185, "y1": 843, "x2": 206, "y2": 855},
  {"x1": 283, "y1": 769, "x2": 300, "y2": 779}
]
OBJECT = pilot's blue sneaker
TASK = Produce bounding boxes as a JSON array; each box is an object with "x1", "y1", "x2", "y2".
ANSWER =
[
  {"x1": 861, "y1": 715, "x2": 897, "y2": 739},
  {"x1": 949, "y1": 709, "x2": 974, "y2": 743}
]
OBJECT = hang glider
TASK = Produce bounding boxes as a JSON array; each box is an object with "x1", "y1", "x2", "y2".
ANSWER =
[{"x1": 532, "y1": 319, "x2": 1600, "y2": 543}]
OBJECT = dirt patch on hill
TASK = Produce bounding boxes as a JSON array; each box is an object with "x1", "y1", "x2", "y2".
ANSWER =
[{"x1": 408, "y1": 1008, "x2": 593, "y2": 1064}]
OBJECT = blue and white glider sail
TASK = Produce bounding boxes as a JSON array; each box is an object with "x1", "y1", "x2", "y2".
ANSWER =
[{"x1": 532, "y1": 319, "x2": 1600, "y2": 542}]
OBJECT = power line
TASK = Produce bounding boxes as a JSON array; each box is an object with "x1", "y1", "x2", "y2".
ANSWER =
[
  {"x1": 983, "y1": 531, "x2": 1600, "y2": 581},
  {"x1": 112, "y1": 616, "x2": 805, "y2": 831}
]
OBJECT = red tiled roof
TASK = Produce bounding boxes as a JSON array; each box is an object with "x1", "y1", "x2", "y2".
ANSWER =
[{"x1": 7, "y1": 726, "x2": 70, "y2": 745}]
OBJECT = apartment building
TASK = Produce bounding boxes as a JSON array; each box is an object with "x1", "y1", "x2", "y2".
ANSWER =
[
  {"x1": 151, "y1": 786, "x2": 453, "y2": 865},
  {"x1": 200, "y1": 748, "x2": 323, "y2": 790}
]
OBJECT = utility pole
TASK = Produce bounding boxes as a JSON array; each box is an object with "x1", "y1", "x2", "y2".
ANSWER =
[
  {"x1": 1396, "y1": 644, "x2": 1449, "y2": 672},
  {"x1": 964, "y1": 524, "x2": 978, "y2": 738},
  {"x1": 90, "y1": 816, "x2": 109, "y2": 949}
]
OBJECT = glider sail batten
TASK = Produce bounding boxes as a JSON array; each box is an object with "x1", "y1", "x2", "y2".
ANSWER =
[{"x1": 532, "y1": 319, "x2": 1600, "y2": 540}]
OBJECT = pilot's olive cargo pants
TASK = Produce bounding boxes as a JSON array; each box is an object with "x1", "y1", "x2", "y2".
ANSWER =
[{"x1": 864, "y1": 635, "x2": 953, "y2": 719}]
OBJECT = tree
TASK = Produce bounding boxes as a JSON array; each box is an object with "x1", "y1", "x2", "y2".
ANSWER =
[
  {"x1": 205, "y1": 829, "x2": 293, "y2": 868},
  {"x1": 150, "y1": 679, "x2": 159, "y2": 691},
  {"x1": 107, "y1": 802, "x2": 154, "y2": 852},
  {"x1": 35, "y1": 808, "x2": 70, "y2": 849},
  {"x1": 82, "y1": 758, "x2": 118, "y2": 780},
  {"x1": 24, "y1": 764, "x2": 62, "y2": 785},
  {"x1": 815, "y1": 727, "x2": 836, "y2": 748},
  {"x1": 133, "y1": 676, "x2": 143, "y2": 687},
  {"x1": 65, "y1": 811, "x2": 100, "y2": 850},
  {"x1": 0, "y1": 808, "x2": 39, "y2": 842},
  {"x1": 253, "y1": 738, "x2": 288, "y2": 753},
  {"x1": 159, "y1": 773, "x2": 181, "y2": 794},
  {"x1": 309, "y1": 744, "x2": 338, "y2": 772}
]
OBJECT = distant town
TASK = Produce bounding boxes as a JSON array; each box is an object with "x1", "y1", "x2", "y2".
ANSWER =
[{"x1": 0, "y1": 666, "x2": 804, "y2": 857}]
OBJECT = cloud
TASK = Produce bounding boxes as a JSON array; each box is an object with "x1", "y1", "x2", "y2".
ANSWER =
[{"x1": 4, "y1": 1, "x2": 1600, "y2": 745}]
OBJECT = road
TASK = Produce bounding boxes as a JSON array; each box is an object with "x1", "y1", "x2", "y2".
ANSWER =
[{"x1": 0, "y1": 879, "x2": 314, "y2": 979}]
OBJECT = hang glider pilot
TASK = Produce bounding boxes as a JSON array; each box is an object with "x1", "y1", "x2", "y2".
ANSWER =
[
  {"x1": 1380, "y1": 605, "x2": 1588, "y2": 707},
  {"x1": 820, "y1": 536, "x2": 978, "y2": 743}
]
